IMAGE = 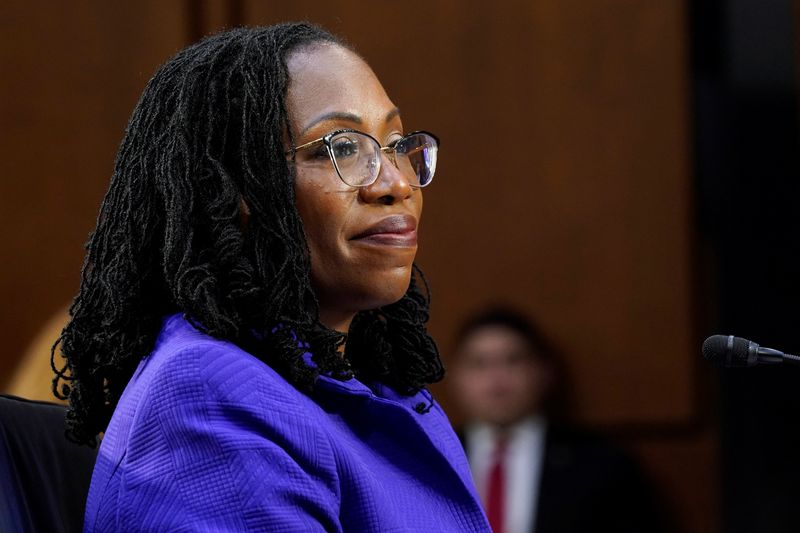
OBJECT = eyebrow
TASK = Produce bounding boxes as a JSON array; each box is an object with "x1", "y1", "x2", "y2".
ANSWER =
[{"x1": 300, "y1": 107, "x2": 401, "y2": 136}]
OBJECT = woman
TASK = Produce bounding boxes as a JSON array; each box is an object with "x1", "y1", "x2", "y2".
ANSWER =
[{"x1": 54, "y1": 23, "x2": 490, "y2": 532}]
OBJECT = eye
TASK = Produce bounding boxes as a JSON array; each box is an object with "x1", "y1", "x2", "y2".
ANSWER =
[
  {"x1": 330, "y1": 136, "x2": 360, "y2": 160},
  {"x1": 395, "y1": 132, "x2": 428, "y2": 155},
  {"x1": 310, "y1": 144, "x2": 329, "y2": 160},
  {"x1": 386, "y1": 134, "x2": 404, "y2": 149}
]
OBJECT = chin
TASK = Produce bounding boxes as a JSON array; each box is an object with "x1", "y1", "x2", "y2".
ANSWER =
[
  {"x1": 478, "y1": 408, "x2": 525, "y2": 428},
  {"x1": 354, "y1": 270, "x2": 413, "y2": 311},
  {"x1": 379, "y1": 268, "x2": 414, "y2": 304},
  {"x1": 363, "y1": 285, "x2": 410, "y2": 311}
]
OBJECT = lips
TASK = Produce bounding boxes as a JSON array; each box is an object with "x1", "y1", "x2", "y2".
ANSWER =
[{"x1": 350, "y1": 214, "x2": 418, "y2": 247}]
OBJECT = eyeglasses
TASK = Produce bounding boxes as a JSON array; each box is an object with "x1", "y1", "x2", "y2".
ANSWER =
[{"x1": 286, "y1": 129, "x2": 439, "y2": 188}]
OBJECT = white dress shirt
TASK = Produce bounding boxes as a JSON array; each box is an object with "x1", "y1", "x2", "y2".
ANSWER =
[{"x1": 465, "y1": 416, "x2": 547, "y2": 533}]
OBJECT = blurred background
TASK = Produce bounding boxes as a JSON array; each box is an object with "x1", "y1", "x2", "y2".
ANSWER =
[{"x1": 1, "y1": 1, "x2": 798, "y2": 532}]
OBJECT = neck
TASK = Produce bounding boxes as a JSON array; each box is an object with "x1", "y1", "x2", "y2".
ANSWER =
[
  {"x1": 485, "y1": 411, "x2": 543, "y2": 432},
  {"x1": 318, "y1": 309, "x2": 355, "y2": 352}
]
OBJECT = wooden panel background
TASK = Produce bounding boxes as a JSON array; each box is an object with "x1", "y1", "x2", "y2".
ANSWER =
[
  {"x1": 0, "y1": 0, "x2": 187, "y2": 381},
  {"x1": 0, "y1": 1, "x2": 717, "y2": 531}
]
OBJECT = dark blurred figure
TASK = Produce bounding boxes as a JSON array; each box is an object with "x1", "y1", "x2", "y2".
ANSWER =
[{"x1": 450, "y1": 307, "x2": 670, "y2": 533}]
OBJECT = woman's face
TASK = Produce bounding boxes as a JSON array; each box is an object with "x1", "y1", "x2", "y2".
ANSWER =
[{"x1": 286, "y1": 44, "x2": 423, "y2": 332}]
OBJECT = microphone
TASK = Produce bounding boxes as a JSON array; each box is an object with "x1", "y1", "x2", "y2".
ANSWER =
[{"x1": 702, "y1": 335, "x2": 800, "y2": 368}]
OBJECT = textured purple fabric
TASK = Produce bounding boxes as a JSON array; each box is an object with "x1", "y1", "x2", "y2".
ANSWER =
[{"x1": 83, "y1": 314, "x2": 490, "y2": 532}]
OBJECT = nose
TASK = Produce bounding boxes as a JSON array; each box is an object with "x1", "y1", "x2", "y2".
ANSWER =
[{"x1": 358, "y1": 152, "x2": 414, "y2": 205}]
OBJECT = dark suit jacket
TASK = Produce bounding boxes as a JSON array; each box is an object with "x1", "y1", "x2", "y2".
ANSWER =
[
  {"x1": 0, "y1": 394, "x2": 98, "y2": 533},
  {"x1": 460, "y1": 424, "x2": 672, "y2": 533}
]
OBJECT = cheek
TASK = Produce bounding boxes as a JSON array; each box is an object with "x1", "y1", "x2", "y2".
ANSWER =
[
  {"x1": 458, "y1": 369, "x2": 494, "y2": 398},
  {"x1": 452, "y1": 371, "x2": 485, "y2": 409},
  {"x1": 295, "y1": 177, "x2": 349, "y2": 256}
]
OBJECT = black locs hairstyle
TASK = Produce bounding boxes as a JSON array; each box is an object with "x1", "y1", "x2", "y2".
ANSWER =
[{"x1": 53, "y1": 23, "x2": 443, "y2": 446}]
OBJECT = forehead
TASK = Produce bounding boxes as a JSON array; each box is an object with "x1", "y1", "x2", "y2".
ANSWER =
[
  {"x1": 285, "y1": 44, "x2": 397, "y2": 134},
  {"x1": 459, "y1": 325, "x2": 532, "y2": 357}
]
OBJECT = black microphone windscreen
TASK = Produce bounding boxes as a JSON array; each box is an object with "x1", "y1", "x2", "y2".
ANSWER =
[{"x1": 702, "y1": 335, "x2": 753, "y2": 367}]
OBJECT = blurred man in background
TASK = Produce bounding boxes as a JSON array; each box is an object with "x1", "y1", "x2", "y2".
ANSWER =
[{"x1": 450, "y1": 307, "x2": 670, "y2": 533}]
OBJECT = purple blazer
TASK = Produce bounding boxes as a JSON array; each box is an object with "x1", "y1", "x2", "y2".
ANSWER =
[{"x1": 84, "y1": 314, "x2": 490, "y2": 532}]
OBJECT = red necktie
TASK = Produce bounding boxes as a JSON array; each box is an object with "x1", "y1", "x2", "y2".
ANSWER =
[{"x1": 486, "y1": 435, "x2": 508, "y2": 533}]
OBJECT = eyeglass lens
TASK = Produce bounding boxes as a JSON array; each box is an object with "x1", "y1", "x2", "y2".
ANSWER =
[{"x1": 328, "y1": 131, "x2": 437, "y2": 187}]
